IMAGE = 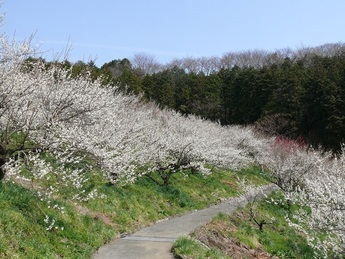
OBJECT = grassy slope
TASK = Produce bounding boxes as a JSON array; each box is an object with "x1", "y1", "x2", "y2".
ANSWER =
[
  {"x1": 0, "y1": 165, "x2": 266, "y2": 258},
  {"x1": 172, "y1": 191, "x2": 316, "y2": 259},
  {"x1": 0, "y1": 182, "x2": 114, "y2": 258}
]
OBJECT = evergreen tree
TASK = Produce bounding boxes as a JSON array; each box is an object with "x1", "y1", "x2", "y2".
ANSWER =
[{"x1": 301, "y1": 55, "x2": 345, "y2": 150}]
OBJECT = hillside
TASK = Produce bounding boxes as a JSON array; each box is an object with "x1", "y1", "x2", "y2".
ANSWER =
[
  {"x1": 90, "y1": 44, "x2": 345, "y2": 151},
  {"x1": 0, "y1": 32, "x2": 345, "y2": 258}
]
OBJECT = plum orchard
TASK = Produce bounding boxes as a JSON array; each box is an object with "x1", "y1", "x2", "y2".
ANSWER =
[
  {"x1": 1, "y1": 35, "x2": 345, "y2": 256},
  {"x1": 0, "y1": 36, "x2": 264, "y2": 188}
]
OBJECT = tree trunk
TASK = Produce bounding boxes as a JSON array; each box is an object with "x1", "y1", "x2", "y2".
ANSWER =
[{"x1": 0, "y1": 157, "x2": 5, "y2": 180}]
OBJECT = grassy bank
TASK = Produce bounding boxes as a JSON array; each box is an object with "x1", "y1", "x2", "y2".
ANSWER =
[
  {"x1": 0, "y1": 165, "x2": 266, "y2": 258},
  {"x1": 0, "y1": 181, "x2": 114, "y2": 258}
]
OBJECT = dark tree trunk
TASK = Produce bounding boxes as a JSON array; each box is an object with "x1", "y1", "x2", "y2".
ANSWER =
[{"x1": 0, "y1": 157, "x2": 5, "y2": 180}]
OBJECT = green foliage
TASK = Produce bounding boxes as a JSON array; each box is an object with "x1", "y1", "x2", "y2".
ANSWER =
[{"x1": 101, "y1": 58, "x2": 142, "y2": 93}]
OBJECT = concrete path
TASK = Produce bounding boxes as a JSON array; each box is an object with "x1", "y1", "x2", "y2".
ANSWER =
[{"x1": 93, "y1": 184, "x2": 277, "y2": 259}]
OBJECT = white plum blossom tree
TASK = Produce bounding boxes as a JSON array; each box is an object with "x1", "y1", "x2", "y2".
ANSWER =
[
  {"x1": 258, "y1": 137, "x2": 345, "y2": 257},
  {"x1": 286, "y1": 150, "x2": 345, "y2": 257}
]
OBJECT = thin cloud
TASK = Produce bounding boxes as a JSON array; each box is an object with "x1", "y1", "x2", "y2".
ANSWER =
[{"x1": 43, "y1": 40, "x2": 186, "y2": 59}]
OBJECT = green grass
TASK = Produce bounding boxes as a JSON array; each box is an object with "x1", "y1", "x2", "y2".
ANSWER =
[
  {"x1": 0, "y1": 163, "x2": 267, "y2": 257},
  {"x1": 84, "y1": 165, "x2": 268, "y2": 233},
  {"x1": 3, "y1": 158, "x2": 322, "y2": 258},
  {"x1": 0, "y1": 181, "x2": 114, "y2": 258},
  {"x1": 173, "y1": 236, "x2": 229, "y2": 259},
  {"x1": 173, "y1": 191, "x2": 317, "y2": 259}
]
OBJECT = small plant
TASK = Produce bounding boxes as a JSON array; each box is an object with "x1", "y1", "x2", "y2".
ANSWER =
[
  {"x1": 247, "y1": 194, "x2": 274, "y2": 231},
  {"x1": 172, "y1": 236, "x2": 228, "y2": 259}
]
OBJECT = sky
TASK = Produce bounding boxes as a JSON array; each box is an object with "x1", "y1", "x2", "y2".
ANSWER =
[{"x1": 3, "y1": 0, "x2": 345, "y2": 67}]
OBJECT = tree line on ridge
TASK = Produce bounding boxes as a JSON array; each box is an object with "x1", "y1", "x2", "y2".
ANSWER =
[{"x1": 28, "y1": 43, "x2": 345, "y2": 151}]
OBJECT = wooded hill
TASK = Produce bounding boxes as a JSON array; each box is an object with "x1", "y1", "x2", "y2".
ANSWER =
[{"x1": 37, "y1": 43, "x2": 345, "y2": 151}]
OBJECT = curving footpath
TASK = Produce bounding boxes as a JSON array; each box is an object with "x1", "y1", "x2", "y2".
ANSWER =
[{"x1": 93, "y1": 184, "x2": 277, "y2": 259}]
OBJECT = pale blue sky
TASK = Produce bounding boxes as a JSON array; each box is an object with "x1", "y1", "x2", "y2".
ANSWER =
[{"x1": 3, "y1": 1, "x2": 345, "y2": 66}]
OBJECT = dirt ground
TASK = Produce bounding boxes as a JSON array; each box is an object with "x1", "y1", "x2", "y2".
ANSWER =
[{"x1": 192, "y1": 212, "x2": 273, "y2": 259}]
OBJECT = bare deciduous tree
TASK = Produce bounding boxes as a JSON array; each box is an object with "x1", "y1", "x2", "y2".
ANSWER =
[{"x1": 131, "y1": 52, "x2": 161, "y2": 75}]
